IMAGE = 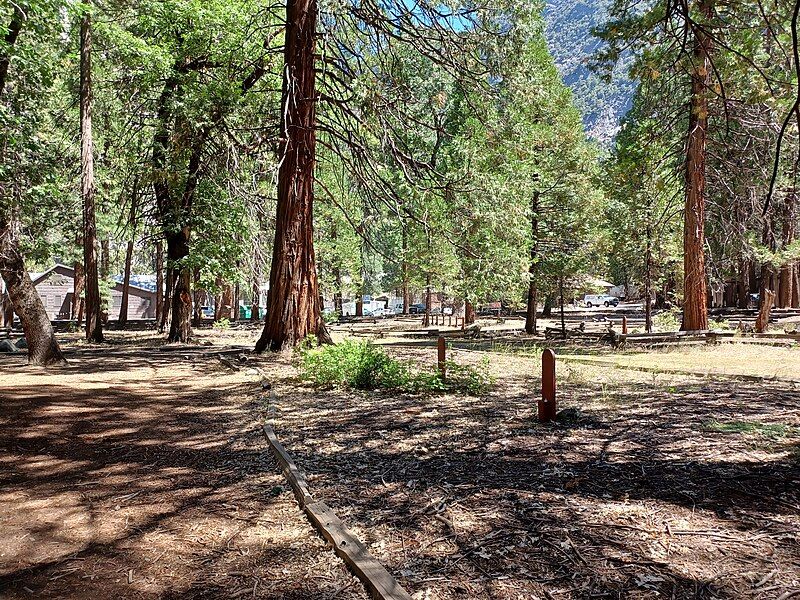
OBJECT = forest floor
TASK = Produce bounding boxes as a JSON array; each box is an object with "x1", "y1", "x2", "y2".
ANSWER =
[
  {"x1": 0, "y1": 340, "x2": 368, "y2": 600},
  {"x1": 1, "y1": 320, "x2": 799, "y2": 599}
]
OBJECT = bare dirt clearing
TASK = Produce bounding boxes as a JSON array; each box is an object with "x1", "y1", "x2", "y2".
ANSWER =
[{"x1": 0, "y1": 342, "x2": 367, "y2": 600}]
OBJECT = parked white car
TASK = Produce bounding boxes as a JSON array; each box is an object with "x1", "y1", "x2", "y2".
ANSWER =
[{"x1": 583, "y1": 294, "x2": 619, "y2": 308}]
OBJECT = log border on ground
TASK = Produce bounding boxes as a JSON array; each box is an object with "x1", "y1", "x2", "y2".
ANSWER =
[{"x1": 262, "y1": 422, "x2": 412, "y2": 600}]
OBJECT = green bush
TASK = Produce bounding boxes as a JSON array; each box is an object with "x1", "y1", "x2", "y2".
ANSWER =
[
  {"x1": 299, "y1": 339, "x2": 493, "y2": 395},
  {"x1": 322, "y1": 310, "x2": 341, "y2": 324},
  {"x1": 653, "y1": 308, "x2": 681, "y2": 332},
  {"x1": 213, "y1": 318, "x2": 231, "y2": 330}
]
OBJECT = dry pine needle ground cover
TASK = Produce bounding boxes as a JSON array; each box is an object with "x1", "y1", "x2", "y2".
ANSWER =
[
  {"x1": 0, "y1": 343, "x2": 368, "y2": 600},
  {"x1": 1, "y1": 326, "x2": 799, "y2": 599},
  {"x1": 262, "y1": 334, "x2": 800, "y2": 599}
]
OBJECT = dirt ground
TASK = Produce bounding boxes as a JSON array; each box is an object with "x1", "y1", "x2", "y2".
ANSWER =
[
  {"x1": 0, "y1": 342, "x2": 368, "y2": 599},
  {"x1": 261, "y1": 334, "x2": 800, "y2": 599},
  {"x1": 2, "y1": 324, "x2": 799, "y2": 599}
]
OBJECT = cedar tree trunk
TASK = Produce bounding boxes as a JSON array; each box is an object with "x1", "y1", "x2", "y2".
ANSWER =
[
  {"x1": 72, "y1": 258, "x2": 85, "y2": 322},
  {"x1": 681, "y1": 0, "x2": 713, "y2": 331},
  {"x1": 255, "y1": 0, "x2": 330, "y2": 351},
  {"x1": 465, "y1": 299, "x2": 475, "y2": 325},
  {"x1": 80, "y1": 6, "x2": 103, "y2": 342},
  {"x1": 166, "y1": 230, "x2": 192, "y2": 342},
  {"x1": 0, "y1": 220, "x2": 66, "y2": 365}
]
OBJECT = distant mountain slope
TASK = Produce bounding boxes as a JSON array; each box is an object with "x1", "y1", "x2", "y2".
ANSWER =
[{"x1": 542, "y1": 0, "x2": 635, "y2": 143}]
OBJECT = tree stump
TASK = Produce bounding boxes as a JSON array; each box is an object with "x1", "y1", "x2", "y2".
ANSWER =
[{"x1": 755, "y1": 289, "x2": 776, "y2": 333}]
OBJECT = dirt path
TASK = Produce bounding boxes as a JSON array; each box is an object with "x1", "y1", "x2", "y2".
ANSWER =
[{"x1": 0, "y1": 348, "x2": 368, "y2": 599}]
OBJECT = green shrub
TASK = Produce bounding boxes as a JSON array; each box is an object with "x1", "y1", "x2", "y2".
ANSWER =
[
  {"x1": 213, "y1": 318, "x2": 231, "y2": 330},
  {"x1": 299, "y1": 340, "x2": 493, "y2": 395},
  {"x1": 653, "y1": 308, "x2": 681, "y2": 332},
  {"x1": 322, "y1": 310, "x2": 341, "y2": 324}
]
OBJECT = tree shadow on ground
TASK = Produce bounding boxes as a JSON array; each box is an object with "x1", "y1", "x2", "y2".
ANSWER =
[
  {"x1": 269, "y1": 356, "x2": 800, "y2": 599},
  {"x1": 0, "y1": 349, "x2": 366, "y2": 600}
]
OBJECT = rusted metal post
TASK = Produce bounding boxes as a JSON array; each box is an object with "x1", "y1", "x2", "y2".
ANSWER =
[
  {"x1": 539, "y1": 349, "x2": 556, "y2": 423},
  {"x1": 622, "y1": 315, "x2": 628, "y2": 335},
  {"x1": 437, "y1": 336, "x2": 446, "y2": 380}
]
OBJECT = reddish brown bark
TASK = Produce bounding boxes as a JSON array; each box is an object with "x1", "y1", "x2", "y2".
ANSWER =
[
  {"x1": 72, "y1": 259, "x2": 85, "y2": 322},
  {"x1": 0, "y1": 220, "x2": 66, "y2": 366},
  {"x1": 80, "y1": 6, "x2": 103, "y2": 342},
  {"x1": 681, "y1": 0, "x2": 713, "y2": 332},
  {"x1": 756, "y1": 289, "x2": 776, "y2": 333},
  {"x1": 465, "y1": 300, "x2": 475, "y2": 325},
  {"x1": 166, "y1": 231, "x2": 192, "y2": 342},
  {"x1": 255, "y1": 0, "x2": 330, "y2": 351}
]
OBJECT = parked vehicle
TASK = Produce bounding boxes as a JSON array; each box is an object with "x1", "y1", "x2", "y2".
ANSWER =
[
  {"x1": 408, "y1": 303, "x2": 426, "y2": 314},
  {"x1": 583, "y1": 294, "x2": 619, "y2": 308},
  {"x1": 478, "y1": 302, "x2": 512, "y2": 316}
]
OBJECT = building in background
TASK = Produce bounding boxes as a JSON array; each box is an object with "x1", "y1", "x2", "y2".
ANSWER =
[{"x1": 0, "y1": 264, "x2": 158, "y2": 322}]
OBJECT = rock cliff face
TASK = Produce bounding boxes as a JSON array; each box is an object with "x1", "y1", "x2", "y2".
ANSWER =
[{"x1": 542, "y1": 0, "x2": 634, "y2": 143}]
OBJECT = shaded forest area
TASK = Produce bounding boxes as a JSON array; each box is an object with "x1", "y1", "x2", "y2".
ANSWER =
[{"x1": 2, "y1": 0, "x2": 800, "y2": 361}]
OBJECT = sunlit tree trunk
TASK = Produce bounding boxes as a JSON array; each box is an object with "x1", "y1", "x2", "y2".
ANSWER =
[
  {"x1": 0, "y1": 218, "x2": 66, "y2": 366},
  {"x1": 166, "y1": 230, "x2": 192, "y2": 342},
  {"x1": 72, "y1": 258, "x2": 84, "y2": 322},
  {"x1": 255, "y1": 0, "x2": 330, "y2": 351},
  {"x1": 681, "y1": 0, "x2": 713, "y2": 331},
  {"x1": 80, "y1": 4, "x2": 103, "y2": 342},
  {"x1": 464, "y1": 299, "x2": 475, "y2": 325}
]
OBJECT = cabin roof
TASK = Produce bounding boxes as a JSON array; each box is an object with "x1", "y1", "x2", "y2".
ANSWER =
[{"x1": 30, "y1": 264, "x2": 156, "y2": 296}]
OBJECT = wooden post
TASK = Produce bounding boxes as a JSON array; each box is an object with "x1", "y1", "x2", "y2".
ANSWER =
[
  {"x1": 622, "y1": 315, "x2": 628, "y2": 335},
  {"x1": 437, "y1": 336, "x2": 446, "y2": 380},
  {"x1": 539, "y1": 349, "x2": 556, "y2": 423}
]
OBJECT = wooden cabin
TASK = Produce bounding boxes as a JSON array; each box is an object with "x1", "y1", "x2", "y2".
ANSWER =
[{"x1": 4, "y1": 264, "x2": 157, "y2": 322}]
